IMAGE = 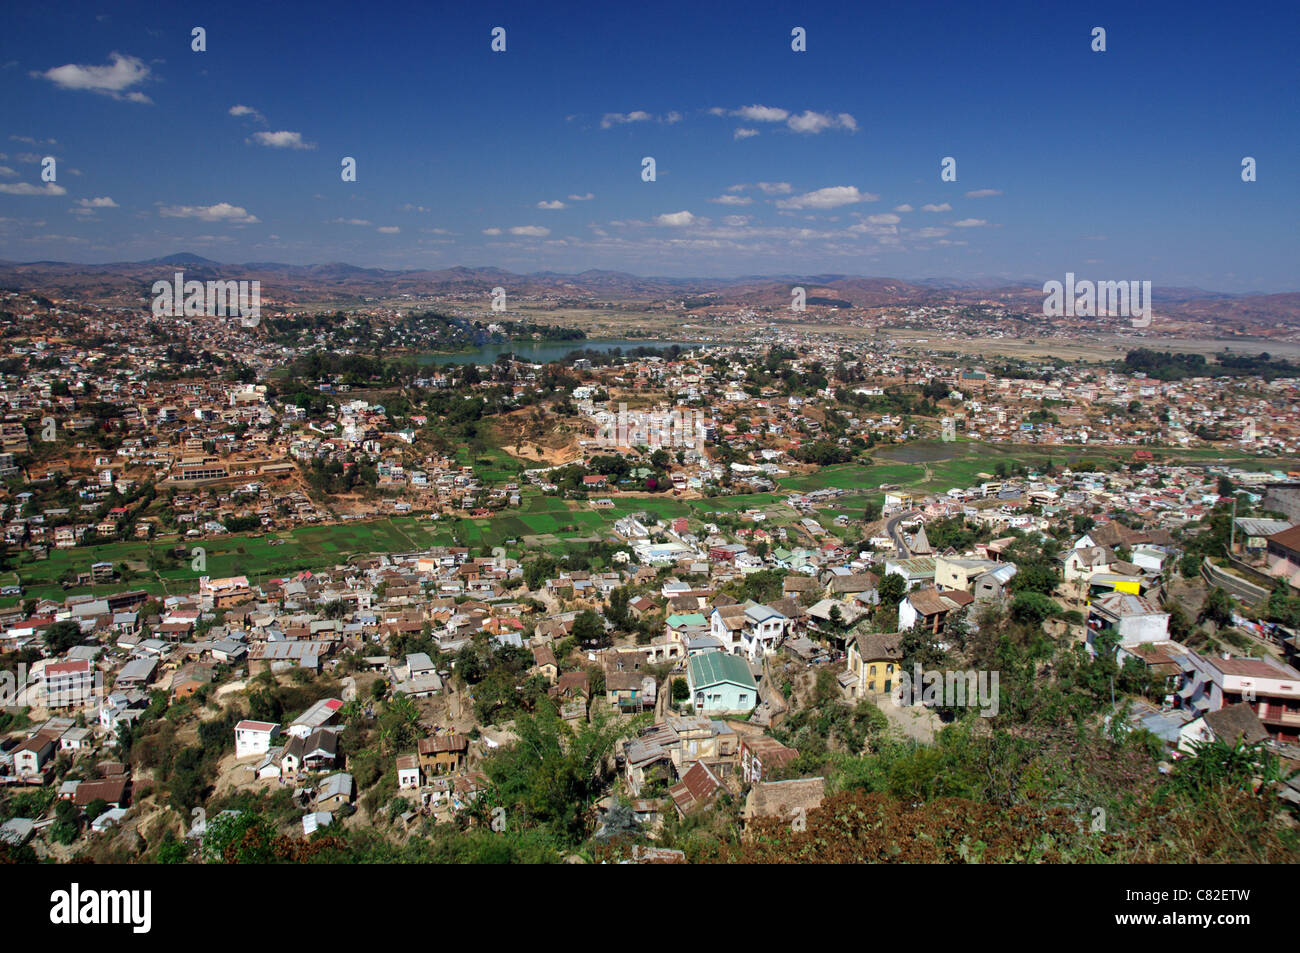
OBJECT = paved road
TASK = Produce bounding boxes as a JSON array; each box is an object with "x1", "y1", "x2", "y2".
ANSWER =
[{"x1": 885, "y1": 509, "x2": 918, "y2": 558}]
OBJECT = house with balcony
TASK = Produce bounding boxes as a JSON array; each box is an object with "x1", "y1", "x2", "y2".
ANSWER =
[
  {"x1": 709, "y1": 601, "x2": 787, "y2": 660},
  {"x1": 1175, "y1": 651, "x2": 1300, "y2": 743},
  {"x1": 898, "y1": 588, "x2": 974, "y2": 635},
  {"x1": 417, "y1": 734, "x2": 469, "y2": 775}
]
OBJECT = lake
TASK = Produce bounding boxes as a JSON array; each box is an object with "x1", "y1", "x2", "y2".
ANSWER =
[{"x1": 414, "y1": 339, "x2": 701, "y2": 366}]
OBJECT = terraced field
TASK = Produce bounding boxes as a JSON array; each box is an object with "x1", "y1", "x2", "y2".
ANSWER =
[{"x1": 9, "y1": 440, "x2": 1293, "y2": 602}]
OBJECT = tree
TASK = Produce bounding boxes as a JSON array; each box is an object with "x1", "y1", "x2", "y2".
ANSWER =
[
  {"x1": 878, "y1": 573, "x2": 906, "y2": 609},
  {"x1": 1008, "y1": 559, "x2": 1060, "y2": 596},
  {"x1": 478, "y1": 700, "x2": 634, "y2": 843},
  {"x1": 202, "y1": 811, "x2": 277, "y2": 863},
  {"x1": 43, "y1": 620, "x2": 84, "y2": 654},
  {"x1": 571, "y1": 609, "x2": 606, "y2": 647},
  {"x1": 1198, "y1": 587, "x2": 1235, "y2": 629},
  {"x1": 1010, "y1": 591, "x2": 1062, "y2": 625},
  {"x1": 50, "y1": 799, "x2": 81, "y2": 845},
  {"x1": 377, "y1": 692, "x2": 420, "y2": 754},
  {"x1": 605, "y1": 587, "x2": 631, "y2": 629},
  {"x1": 1266, "y1": 581, "x2": 1300, "y2": 628}
]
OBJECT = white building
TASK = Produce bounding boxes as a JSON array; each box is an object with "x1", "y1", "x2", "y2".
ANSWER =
[{"x1": 234, "y1": 720, "x2": 281, "y2": 759}]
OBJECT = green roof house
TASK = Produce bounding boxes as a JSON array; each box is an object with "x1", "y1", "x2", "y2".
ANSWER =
[{"x1": 686, "y1": 652, "x2": 758, "y2": 714}]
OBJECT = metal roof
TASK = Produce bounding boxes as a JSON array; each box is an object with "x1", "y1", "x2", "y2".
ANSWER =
[{"x1": 687, "y1": 651, "x2": 757, "y2": 689}]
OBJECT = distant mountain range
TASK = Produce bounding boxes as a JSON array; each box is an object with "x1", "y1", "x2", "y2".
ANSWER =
[{"x1": 1, "y1": 254, "x2": 1298, "y2": 331}]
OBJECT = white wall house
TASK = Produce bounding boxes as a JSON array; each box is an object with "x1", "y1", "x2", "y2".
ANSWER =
[{"x1": 234, "y1": 720, "x2": 281, "y2": 759}]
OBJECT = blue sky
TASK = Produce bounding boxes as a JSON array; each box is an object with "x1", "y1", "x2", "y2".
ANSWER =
[{"x1": 1, "y1": 0, "x2": 1296, "y2": 291}]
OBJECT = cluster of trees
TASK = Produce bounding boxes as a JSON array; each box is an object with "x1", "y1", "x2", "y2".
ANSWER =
[
  {"x1": 548, "y1": 453, "x2": 674, "y2": 495},
  {"x1": 302, "y1": 457, "x2": 377, "y2": 495},
  {"x1": 834, "y1": 385, "x2": 941, "y2": 419},
  {"x1": 1123, "y1": 347, "x2": 1300, "y2": 383},
  {"x1": 790, "y1": 441, "x2": 854, "y2": 466},
  {"x1": 559, "y1": 344, "x2": 683, "y2": 367},
  {"x1": 455, "y1": 636, "x2": 552, "y2": 723},
  {"x1": 921, "y1": 515, "x2": 992, "y2": 552},
  {"x1": 490, "y1": 320, "x2": 586, "y2": 343}
]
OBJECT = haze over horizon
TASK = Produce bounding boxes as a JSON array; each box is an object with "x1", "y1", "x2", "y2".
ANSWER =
[
  {"x1": 1, "y1": 0, "x2": 1296, "y2": 292},
  {"x1": 0, "y1": 251, "x2": 1283, "y2": 300}
]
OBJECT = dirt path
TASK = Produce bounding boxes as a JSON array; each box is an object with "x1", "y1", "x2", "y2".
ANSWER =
[{"x1": 880, "y1": 698, "x2": 938, "y2": 744}]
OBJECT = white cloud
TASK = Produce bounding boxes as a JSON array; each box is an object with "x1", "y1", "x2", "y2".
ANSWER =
[
  {"x1": 0, "y1": 166, "x2": 17, "y2": 178},
  {"x1": 733, "y1": 127, "x2": 759, "y2": 140},
  {"x1": 77, "y1": 196, "x2": 118, "y2": 208},
  {"x1": 710, "y1": 194, "x2": 752, "y2": 206},
  {"x1": 786, "y1": 110, "x2": 857, "y2": 134},
  {"x1": 734, "y1": 105, "x2": 789, "y2": 122},
  {"x1": 158, "y1": 202, "x2": 259, "y2": 224},
  {"x1": 9, "y1": 136, "x2": 58, "y2": 147},
  {"x1": 331, "y1": 218, "x2": 372, "y2": 226},
  {"x1": 894, "y1": 204, "x2": 913, "y2": 212},
  {"x1": 654, "y1": 210, "x2": 698, "y2": 227},
  {"x1": 482, "y1": 228, "x2": 502, "y2": 236},
  {"x1": 777, "y1": 186, "x2": 877, "y2": 210},
  {"x1": 727, "y1": 182, "x2": 792, "y2": 195},
  {"x1": 229, "y1": 104, "x2": 266, "y2": 123},
  {"x1": 376, "y1": 226, "x2": 400, "y2": 234},
  {"x1": 921, "y1": 202, "x2": 952, "y2": 212},
  {"x1": 537, "y1": 200, "x2": 567, "y2": 210},
  {"x1": 964, "y1": 188, "x2": 1002, "y2": 198},
  {"x1": 951, "y1": 218, "x2": 987, "y2": 227},
  {"x1": 509, "y1": 225, "x2": 550, "y2": 237},
  {"x1": 849, "y1": 221, "x2": 898, "y2": 237},
  {"x1": 721, "y1": 215, "x2": 750, "y2": 226},
  {"x1": 864, "y1": 213, "x2": 901, "y2": 225},
  {"x1": 0, "y1": 182, "x2": 67, "y2": 196},
  {"x1": 600, "y1": 110, "x2": 653, "y2": 128},
  {"x1": 567, "y1": 192, "x2": 595, "y2": 201},
  {"x1": 248, "y1": 130, "x2": 314, "y2": 150},
  {"x1": 33, "y1": 52, "x2": 151, "y2": 102}
]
